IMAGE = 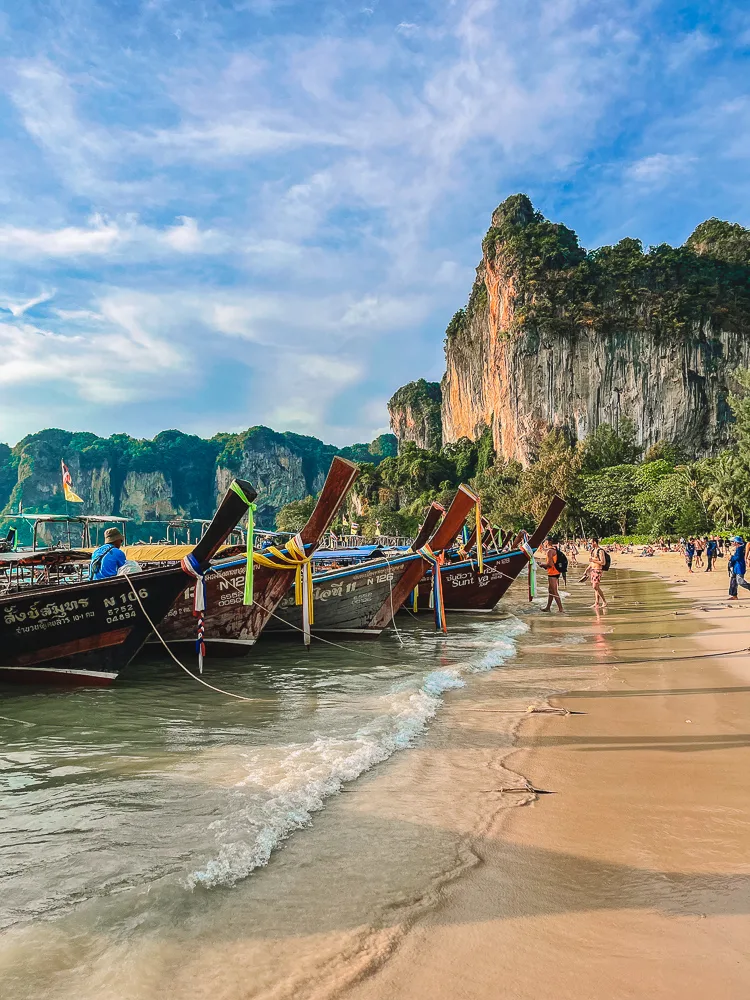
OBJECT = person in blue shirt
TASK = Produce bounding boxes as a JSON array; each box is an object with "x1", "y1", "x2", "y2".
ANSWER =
[
  {"x1": 727, "y1": 537, "x2": 750, "y2": 600},
  {"x1": 90, "y1": 527, "x2": 127, "y2": 580},
  {"x1": 684, "y1": 538, "x2": 695, "y2": 573},
  {"x1": 705, "y1": 536, "x2": 717, "y2": 572}
]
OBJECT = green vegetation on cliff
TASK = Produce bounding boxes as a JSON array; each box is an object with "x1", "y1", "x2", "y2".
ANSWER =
[
  {"x1": 0, "y1": 426, "x2": 397, "y2": 533},
  {"x1": 387, "y1": 378, "x2": 443, "y2": 451},
  {"x1": 451, "y1": 193, "x2": 750, "y2": 343}
]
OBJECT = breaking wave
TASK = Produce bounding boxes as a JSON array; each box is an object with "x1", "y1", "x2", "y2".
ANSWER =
[{"x1": 187, "y1": 619, "x2": 528, "y2": 889}]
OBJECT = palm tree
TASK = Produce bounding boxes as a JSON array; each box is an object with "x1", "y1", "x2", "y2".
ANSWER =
[{"x1": 704, "y1": 453, "x2": 747, "y2": 528}]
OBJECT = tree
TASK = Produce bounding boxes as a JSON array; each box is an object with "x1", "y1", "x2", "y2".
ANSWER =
[
  {"x1": 579, "y1": 465, "x2": 640, "y2": 535},
  {"x1": 579, "y1": 418, "x2": 642, "y2": 473},
  {"x1": 729, "y1": 368, "x2": 750, "y2": 466},
  {"x1": 703, "y1": 452, "x2": 750, "y2": 528},
  {"x1": 521, "y1": 429, "x2": 582, "y2": 526},
  {"x1": 275, "y1": 495, "x2": 316, "y2": 532},
  {"x1": 441, "y1": 437, "x2": 478, "y2": 480}
]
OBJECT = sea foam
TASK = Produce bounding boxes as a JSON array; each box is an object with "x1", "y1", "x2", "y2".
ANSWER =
[{"x1": 187, "y1": 619, "x2": 526, "y2": 890}]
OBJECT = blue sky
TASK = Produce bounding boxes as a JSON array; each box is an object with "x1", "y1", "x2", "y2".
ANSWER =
[{"x1": 0, "y1": 0, "x2": 748, "y2": 447}]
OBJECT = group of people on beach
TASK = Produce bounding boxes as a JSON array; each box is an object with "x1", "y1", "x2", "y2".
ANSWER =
[
  {"x1": 540, "y1": 537, "x2": 608, "y2": 614},
  {"x1": 681, "y1": 535, "x2": 723, "y2": 572},
  {"x1": 535, "y1": 532, "x2": 750, "y2": 613}
]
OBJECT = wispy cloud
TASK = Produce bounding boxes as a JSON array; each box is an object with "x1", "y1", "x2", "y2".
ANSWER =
[
  {"x1": 0, "y1": 216, "x2": 221, "y2": 259},
  {"x1": 0, "y1": 289, "x2": 55, "y2": 317},
  {"x1": 626, "y1": 153, "x2": 696, "y2": 187}
]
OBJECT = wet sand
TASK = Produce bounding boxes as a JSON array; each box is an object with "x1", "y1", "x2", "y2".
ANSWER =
[{"x1": 344, "y1": 560, "x2": 750, "y2": 1000}]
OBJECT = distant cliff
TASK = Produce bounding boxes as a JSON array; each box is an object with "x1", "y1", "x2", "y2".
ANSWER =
[
  {"x1": 0, "y1": 427, "x2": 396, "y2": 535},
  {"x1": 388, "y1": 380, "x2": 443, "y2": 451},
  {"x1": 392, "y1": 195, "x2": 750, "y2": 464}
]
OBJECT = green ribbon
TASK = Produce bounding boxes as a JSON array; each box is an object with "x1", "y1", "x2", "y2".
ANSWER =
[{"x1": 229, "y1": 482, "x2": 256, "y2": 606}]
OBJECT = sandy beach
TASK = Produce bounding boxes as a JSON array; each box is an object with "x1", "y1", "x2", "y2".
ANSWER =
[{"x1": 341, "y1": 556, "x2": 750, "y2": 1000}]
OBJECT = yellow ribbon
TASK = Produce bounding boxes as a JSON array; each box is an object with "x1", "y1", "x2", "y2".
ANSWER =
[{"x1": 252, "y1": 534, "x2": 314, "y2": 637}]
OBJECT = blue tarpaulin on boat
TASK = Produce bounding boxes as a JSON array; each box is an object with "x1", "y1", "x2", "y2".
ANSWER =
[{"x1": 312, "y1": 546, "x2": 384, "y2": 561}]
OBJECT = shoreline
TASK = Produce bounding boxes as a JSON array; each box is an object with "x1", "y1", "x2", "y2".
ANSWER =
[{"x1": 342, "y1": 560, "x2": 750, "y2": 1000}]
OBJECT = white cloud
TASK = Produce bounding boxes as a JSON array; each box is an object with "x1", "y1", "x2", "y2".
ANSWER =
[
  {"x1": 626, "y1": 153, "x2": 695, "y2": 186},
  {"x1": 265, "y1": 352, "x2": 362, "y2": 433},
  {"x1": 1, "y1": 0, "x2": 747, "y2": 445},
  {"x1": 0, "y1": 215, "x2": 220, "y2": 259},
  {"x1": 0, "y1": 292, "x2": 186, "y2": 405},
  {"x1": 0, "y1": 289, "x2": 55, "y2": 317}
]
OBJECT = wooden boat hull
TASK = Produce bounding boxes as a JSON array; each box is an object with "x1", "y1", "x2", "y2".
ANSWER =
[
  {"x1": 263, "y1": 489, "x2": 481, "y2": 638},
  {"x1": 0, "y1": 477, "x2": 258, "y2": 687},
  {"x1": 413, "y1": 495, "x2": 567, "y2": 613},
  {"x1": 154, "y1": 456, "x2": 360, "y2": 652},
  {"x1": 416, "y1": 548, "x2": 530, "y2": 611},
  {"x1": 262, "y1": 555, "x2": 421, "y2": 637},
  {"x1": 0, "y1": 567, "x2": 196, "y2": 686}
]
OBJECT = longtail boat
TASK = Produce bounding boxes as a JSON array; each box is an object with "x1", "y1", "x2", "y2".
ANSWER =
[
  {"x1": 0, "y1": 479, "x2": 257, "y2": 687},
  {"x1": 153, "y1": 456, "x2": 359, "y2": 653},
  {"x1": 413, "y1": 495, "x2": 566, "y2": 612},
  {"x1": 263, "y1": 490, "x2": 477, "y2": 638}
]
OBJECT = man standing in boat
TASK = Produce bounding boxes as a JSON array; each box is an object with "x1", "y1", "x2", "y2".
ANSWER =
[{"x1": 90, "y1": 527, "x2": 127, "y2": 580}]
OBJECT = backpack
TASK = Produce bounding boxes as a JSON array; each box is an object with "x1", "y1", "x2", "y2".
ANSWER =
[
  {"x1": 555, "y1": 549, "x2": 568, "y2": 578},
  {"x1": 90, "y1": 544, "x2": 114, "y2": 578},
  {"x1": 598, "y1": 548, "x2": 612, "y2": 571}
]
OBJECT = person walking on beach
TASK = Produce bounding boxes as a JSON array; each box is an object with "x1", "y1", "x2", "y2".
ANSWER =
[
  {"x1": 684, "y1": 537, "x2": 695, "y2": 573},
  {"x1": 705, "y1": 536, "x2": 717, "y2": 572},
  {"x1": 727, "y1": 537, "x2": 750, "y2": 600},
  {"x1": 694, "y1": 536, "x2": 705, "y2": 569},
  {"x1": 542, "y1": 536, "x2": 565, "y2": 613},
  {"x1": 588, "y1": 537, "x2": 607, "y2": 608}
]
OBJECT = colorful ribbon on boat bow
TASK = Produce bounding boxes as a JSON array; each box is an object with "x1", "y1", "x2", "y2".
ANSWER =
[
  {"x1": 418, "y1": 543, "x2": 447, "y2": 633},
  {"x1": 229, "y1": 482, "x2": 256, "y2": 606},
  {"x1": 180, "y1": 552, "x2": 207, "y2": 673},
  {"x1": 252, "y1": 534, "x2": 314, "y2": 645}
]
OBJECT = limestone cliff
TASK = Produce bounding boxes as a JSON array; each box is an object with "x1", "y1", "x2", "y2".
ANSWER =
[
  {"x1": 441, "y1": 195, "x2": 750, "y2": 463},
  {"x1": 388, "y1": 380, "x2": 443, "y2": 451},
  {"x1": 0, "y1": 426, "x2": 397, "y2": 536}
]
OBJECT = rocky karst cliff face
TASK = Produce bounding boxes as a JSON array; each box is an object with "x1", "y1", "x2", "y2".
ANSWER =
[
  {"x1": 388, "y1": 380, "x2": 443, "y2": 451},
  {"x1": 0, "y1": 426, "x2": 396, "y2": 535},
  {"x1": 436, "y1": 195, "x2": 750, "y2": 463}
]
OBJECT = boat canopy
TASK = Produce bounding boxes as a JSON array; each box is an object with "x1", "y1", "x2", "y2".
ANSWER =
[
  {"x1": 0, "y1": 549, "x2": 92, "y2": 566},
  {"x1": 12, "y1": 514, "x2": 135, "y2": 523},
  {"x1": 123, "y1": 543, "x2": 244, "y2": 562},
  {"x1": 312, "y1": 546, "x2": 385, "y2": 561}
]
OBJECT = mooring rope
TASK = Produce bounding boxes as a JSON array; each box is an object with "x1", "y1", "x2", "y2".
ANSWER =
[
  {"x1": 129, "y1": 585, "x2": 259, "y2": 702},
  {"x1": 252, "y1": 600, "x2": 392, "y2": 659},
  {"x1": 381, "y1": 552, "x2": 405, "y2": 647}
]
